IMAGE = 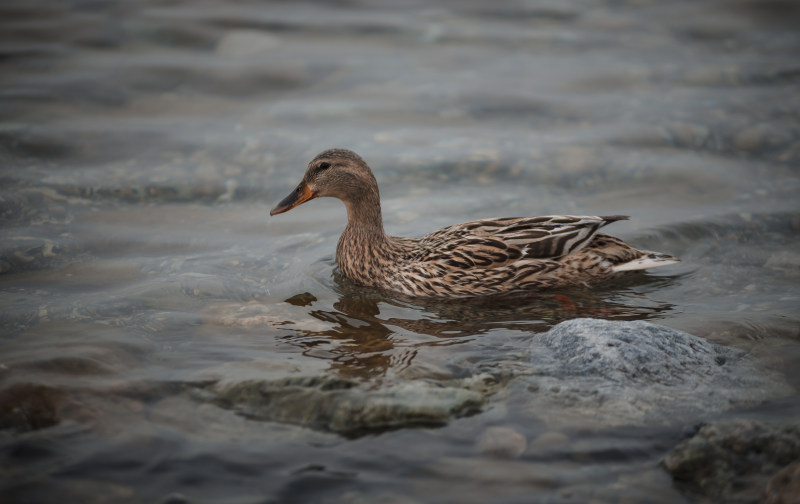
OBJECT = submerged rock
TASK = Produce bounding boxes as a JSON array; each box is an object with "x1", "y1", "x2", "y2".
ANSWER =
[
  {"x1": 0, "y1": 383, "x2": 61, "y2": 432},
  {"x1": 662, "y1": 419, "x2": 800, "y2": 504},
  {"x1": 204, "y1": 374, "x2": 485, "y2": 436},
  {"x1": 475, "y1": 426, "x2": 527, "y2": 458},
  {"x1": 523, "y1": 318, "x2": 790, "y2": 427},
  {"x1": 763, "y1": 460, "x2": 800, "y2": 504},
  {"x1": 0, "y1": 233, "x2": 74, "y2": 274},
  {"x1": 764, "y1": 251, "x2": 800, "y2": 276}
]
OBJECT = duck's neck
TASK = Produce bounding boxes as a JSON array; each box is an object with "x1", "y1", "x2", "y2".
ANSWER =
[
  {"x1": 343, "y1": 189, "x2": 386, "y2": 239},
  {"x1": 336, "y1": 190, "x2": 399, "y2": 286}
]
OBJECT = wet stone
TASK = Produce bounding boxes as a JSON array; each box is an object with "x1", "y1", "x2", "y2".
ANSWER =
[
  {"x1": 762, "y1": 460, "x2": 800, "y2": 504},
  {"x1": 764, "y1": 251, "x2": 800, "y2": 276},
  {"x1": 735, "y1": 123, "x2": 793, "y2": 153},
  {"x1": 663, "y1": 419, "x2": 800, "y2": 504},
  {"x1": 284, "y1": 292, "x2": 318, "y2": 307},
  {"x1": 475, "y1": 426, "x2": 527, "y2": 458},
  {"x1": 0, "y1": 187, "x2": 79, "y2": 227},
  {"x1": 666, "y1": 123, "x2": 710, "y2": 148},
  {"x1": 0, "y1": 383, "x2": 61, "y2": 432},
  {"x1": 523, "y1": 319, "x2": 790, "y2": 428},
  {"x1": 19, "y1": 355, "x2": 114, "y2": 376},
  {"x1": 204, "y1": 374, "x2": 485, "y2": 436},
  {"x1": 202, "y1": 301, "x2": 330, "y2": 332},
  {"x1": 0, "y1": 233, "x2": 76, "y2": 274}
]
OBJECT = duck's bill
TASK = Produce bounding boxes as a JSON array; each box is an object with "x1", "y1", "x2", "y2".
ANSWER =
[{"x1": 270, "y1": 183, "x2": 316, "y2": 216}]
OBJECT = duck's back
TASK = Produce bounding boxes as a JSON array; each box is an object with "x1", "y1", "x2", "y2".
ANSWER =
[{"x1": 378, "y1": 215, "x2": 678, "y2": 297}]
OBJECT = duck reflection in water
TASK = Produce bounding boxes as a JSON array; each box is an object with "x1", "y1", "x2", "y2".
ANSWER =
[{"x1": 279, "y1": 267, "x2": 677, "y2": 379}]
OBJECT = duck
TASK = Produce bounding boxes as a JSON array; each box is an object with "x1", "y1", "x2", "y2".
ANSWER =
[{"x1": 270, "y1": 149, "x2": 679, "y2": 298}]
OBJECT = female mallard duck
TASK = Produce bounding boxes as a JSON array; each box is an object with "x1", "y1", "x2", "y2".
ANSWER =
[{"x1": 270, "y1": 149, "x2": 679, "y2": 298}]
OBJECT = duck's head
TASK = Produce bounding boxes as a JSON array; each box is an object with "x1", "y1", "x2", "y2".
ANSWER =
[{"x1": 270, "y1": 148, "x2": 378, "y2": 216}]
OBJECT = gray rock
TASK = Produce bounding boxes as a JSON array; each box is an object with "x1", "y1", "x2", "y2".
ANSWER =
[
  {"x1": 524, "y1": 318, "x2": 790, "y2": 427},
  {"x1": 663, "y1": 419, "x2": 800, "y2": 504},
  {"x1": 205, "y1": 374, "x2": 485, "y2": 435}
]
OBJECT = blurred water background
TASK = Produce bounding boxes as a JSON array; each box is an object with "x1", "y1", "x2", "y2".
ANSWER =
[{"x1": 1, "y1": 0, "x2": 799, "y2": 502}]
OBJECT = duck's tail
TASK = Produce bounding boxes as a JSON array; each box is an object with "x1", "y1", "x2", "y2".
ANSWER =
[{"x1": 612, "y1": 251, "x2": 680, "y2": 272}]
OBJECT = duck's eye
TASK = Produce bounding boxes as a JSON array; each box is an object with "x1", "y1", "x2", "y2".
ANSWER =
[{"x1": 318, "y1": 162, "x2": 331, "y2": 171}]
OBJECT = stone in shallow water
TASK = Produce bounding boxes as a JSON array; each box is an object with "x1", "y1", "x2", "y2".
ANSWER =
[
  {"x1": 207, "y1": 374, "x2": 485, "y2": 436},
  {"x1": 764, "y1": 251, "x2": 800, "y2": 275},
  {"x1": 762, "y1": 460, "x2": 800, "y2": 504},
  {"x1": 0, "y1": 383, "x2": 60, "y2": 432},
  {"x1": 475, "y1": 426, "x2": 527, "y2": 458},
  {"x1": 663, "y1": 419, "x2": 800, "y2": 504},
  {"x1": 524, "y1": 318, "x2": 790, "y2": 428},
  {"x1": 0, "y1": 234, "x2": 73, "y2": 274}
]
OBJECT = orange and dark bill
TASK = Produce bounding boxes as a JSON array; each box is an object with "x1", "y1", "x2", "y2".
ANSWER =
[{"x1": 270, "y1": 183, "x2": 316, "y2": 216}]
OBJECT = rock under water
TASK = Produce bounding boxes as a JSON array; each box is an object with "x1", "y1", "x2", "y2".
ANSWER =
[
  {"x1": 663, "y1": 419, "x2": 800, "y2": 503},
  {"x1": 202, "y1": 374, "x2": 487, "y2": 436},
  {"x1": 523, "y1": 318, "x2": 791, "y2": 428}
]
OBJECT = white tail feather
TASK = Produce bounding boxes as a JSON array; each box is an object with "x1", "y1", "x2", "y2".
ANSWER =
[{"x1": 612, "y1": 256, "x2": 680, "y2": 272}]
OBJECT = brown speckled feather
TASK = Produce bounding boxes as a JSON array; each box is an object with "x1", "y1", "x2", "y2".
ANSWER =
[{"x1": 270, "y1": 149, "x2": 679, "y2": 298}]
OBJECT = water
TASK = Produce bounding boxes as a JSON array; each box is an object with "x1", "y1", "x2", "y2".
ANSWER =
[{"x1": 2, "y1": 0, "x2": 799, "y2": 502}]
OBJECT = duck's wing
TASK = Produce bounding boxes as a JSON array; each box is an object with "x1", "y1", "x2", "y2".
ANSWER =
[{"x1": 417, "y1": 215, "x2": 628, "y2": 268}]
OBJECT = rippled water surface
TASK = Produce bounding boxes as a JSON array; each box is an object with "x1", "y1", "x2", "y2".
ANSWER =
[{"x1": 2, "y1": 1, "x2": 799, "y2": 502}]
